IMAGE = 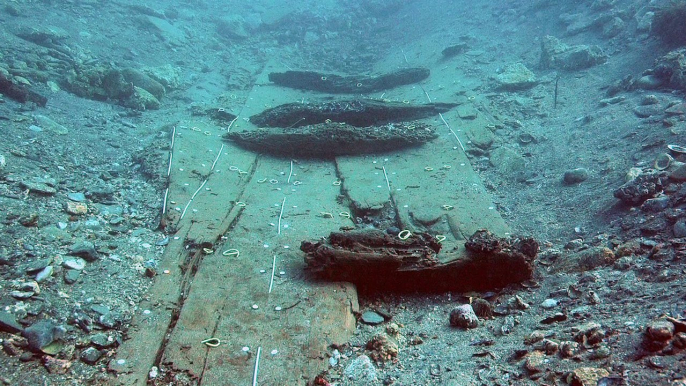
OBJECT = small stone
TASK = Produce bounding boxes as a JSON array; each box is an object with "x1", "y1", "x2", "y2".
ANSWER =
[
  {"x1": 566, "y1": 367, "x2": 610, "y2": 386},
  {"x1": 449, "y1": 304, "x2": 479, "y2": 329},
  {"x1": 67, "y1": 192, "x2": 86, "y2": 202},
  {"x1": 641, "y1": 94, "x2": 660, "y2": 105},
  {"x1": 646, "y1": 319, "x2": 675, "y2": 341},
  {"x1": 563, "y1": 168, "x2": 590, "y2": 184},
  {"x1": 559, "y1": 341, "x2": 580, "y2": 358},
  {"x1": 22, "y1": 320, "x2": 65, "y2": 351},
  {"x1": 525, "y1": 350, "x2": 546, "y2": 373},
  {"x1": 673, "y1": 219, "x2": 686, "y2": 238},
  {"x1": 0, "y1": 311, "x2": 23, "y2": 334},
  {"x1": 35, "y1": 265, "x2": 53, "y2": 282},
  {"x1": 360, "y1": 311, "x2": 385, "y2": 326},
  {"x1": 343, "y1": 355, "x2": 377, "y2": 383},
  {"x1": 98, "y1": 313, "x2": 117, "y2": 329},
  {"x1": 80, "y1": 347, "x2": 103, "y2": 364},
  {"x1": 525, "y1": 330, "x2": 545, "y2": 345},
  {"x1": 670, "y1": 163, "x2": 686, "y2": 182},
  {"x1": 64, "y1": 269, "x2": 81, "y2": 284},
  {"x1": 554, "y1": 246, "x2": 616, "y2": 273},
  {"x1": 574, "y1": 322, "x2": 605, "y2": 345},
  {"x1": 69, "y1": 241, "x2": 98, "y2": 262},
  {"x1": 19, "y1": 352, "x2": 35, "y2": 362},
  {"x1": 91, "y1": 333, "x2": 116, "y2": 348},
  {"x1": 495, "y1": 62, "x2": 537, "y2": 91},
  {"x1": 25, "y1": 258, "x2": 52, "y2": 274},
  {"x1": 20, "y1": 179, "x2": 57, "y2": 195},
  {"x1": 592, "y1": 345, "x2": 611, "y2": 359},
  {"x1": 634, "y1": 75, "x2": 664, "y2": 90},
  {"x1": 63, "y1": 257, "x2": 86, "y2": 270},
  {"x1": 366, "y1": 333, "x2": 398, "y2": 362},
  {"x1": 65, "y1": 201, "x2": 88, "y2": 215},
  {"x1": 540, "y1": 299, "x2": 558, "y2": 309},
  {"x1": 634, "y1": 104, "x2": 663, "y2": 118},
  {"x1": 43, "y1": 356, "x2": 71, "y2": 374},
  {"x1": 641, "y1": 196, "x2": 670, "y2": 212}
]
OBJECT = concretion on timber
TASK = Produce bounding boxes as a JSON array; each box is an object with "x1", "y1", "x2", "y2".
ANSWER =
[
  {"x1": 268, "y1": 67, "x2": 430, "y2": 93},
  {"x1": 301, "y1": 229, "x2": 538, "y2": 293},
  {"x1": 249, "y1": 99, "x2": 456, "y2": 128},
  {"x1": 225, "y1": 121, "x2": 437, "y2": 158}
]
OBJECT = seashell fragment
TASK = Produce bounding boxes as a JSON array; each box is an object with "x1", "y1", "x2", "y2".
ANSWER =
[{"x1": 654, "y1": 153, "x2": 673, "y2": 170}]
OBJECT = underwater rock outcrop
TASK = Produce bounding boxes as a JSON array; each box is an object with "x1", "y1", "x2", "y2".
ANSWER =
[
  {"x1": 613, "y1": 171, "x2": 667, "y2": 206},
  {"x1": 225, "y1": 121, "x2": 436, "y2": 158},
  {"x1": 268, "y1": 67, "x2": 430, "y2": 93},
  {"x1": 62, "y1": 66, "x2": 166, "y2": 110},
  {"x1": 0, "y1": 69, "x2": 47, "y2": 106},
  {"x1": 652, "y1": 2, "x2": 686, "y2": 47},
  {"x1": 249, "y1": 99, "x2": 456, "y2": 128},
  {"x1": 540, "y1": 35, "x2": 607, "y2": 71},
  {"x1": 301, "y1": 229, "x2": 537, "y2": 293}
]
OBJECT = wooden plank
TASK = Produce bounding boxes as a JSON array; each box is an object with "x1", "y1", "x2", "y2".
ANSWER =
[
  {"x1": 335, "y1": 125, "x2": 508, "y2": 260},
  {"x1": 160, "y1": 158, "x2": 357, "y2": 385}
]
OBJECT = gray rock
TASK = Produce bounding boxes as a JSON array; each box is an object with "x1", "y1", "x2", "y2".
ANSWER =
[
  {"x1": 69, "y1": 241, "x2": 98, "y2": 261},
  {"x1": 0, "y1": 311, "x2": 23, "y2": 334},
  {"x1": 35, "y1": 265, "x2": 53, "y2": 282},
  {"x1": 360, "y1": 311, "x2": 385, "y2": 326},
  {"x1": 495, "y1": 63, "x2": 537, "y2": 91},
  {"x1": 602, "y1": 16, "x2": 624, "y2": 38},
  {"x1": 641, "y1": 197, "x2": 670, "y2": 212},
  {"x1": 634, "y1": 75, "x2": 664, "y2": 90},
  {"x1": 614, "y1": 171, "x2": 666, "y2": 205},
  {"x1": 91, "y1": 333, "x2": 116, "y2": 348},
  {"x1": 82, "y1": 219, "x2": 103, "y2": 231},
  {"x1": 63, "y1": 257, "x2": 86, "y2": 270},
  {"x1": 64, "y1": 269, "x2": 81, "y2": 284},
  {"x1": 22, "y1": 320, "x2": 65, "y2": 351},
  {"x1": 633, "y1": 104, "x2": 663, "y2": 118},
  {"x1": 670, "y1": 163, "x2": 686, "y2": 182},
  {"x1": 449, "y1": 304, "x2": 479, "y2": 329},
  {"x1": 563, "y1": 168, "x2": 589, "y2": 184},
  {"x1": 80, "y1": 347, "x2": 103, "y2": 364},
  {"x1": 674, "y1": 219, "x2": 686, "y2": 238},
  {"x1": 540, "y1": 35, "x2": 607, "y2": 71},
  {"x1": 343, "y1": 355, "x2": 378, "y2": 383},
  {"x1": 67, "y1": 192, "x2": 86, "y2": 202},
  {"x1": 25, "y1": 258, "x2": 52, "y2": 274},
  {"x1": 20, "y1": 178, "x2": 57, "y2": 195},
  {"x1": 98, "y1": 313, "x2": 118, "y2": 329}
]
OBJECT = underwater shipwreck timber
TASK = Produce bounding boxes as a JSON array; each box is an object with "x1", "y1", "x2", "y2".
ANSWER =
[
  {"x1": 301, "y1": 229, "x2": 538, "y2": 293},
  {"x1": 227, "y1": 99, "x2": 455, "y2": 157},
  {"x1": 112, "y1": 61, "x2": 522, "y2": 385},
  {"x1": 267, "y1": 67, "x2": 430, "y2": 94}
]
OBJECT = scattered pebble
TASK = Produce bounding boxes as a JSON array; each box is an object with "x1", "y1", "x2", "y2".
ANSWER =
[
  {"x1": 360, "y1": 311, "x2": 385, "y2": 326},
  {"x1": 449, "y1": 304, "x2": 479, "y2": 329}
]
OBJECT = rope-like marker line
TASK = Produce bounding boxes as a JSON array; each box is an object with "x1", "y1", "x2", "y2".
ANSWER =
[
  {"x1": 420, "y1": 86, "x2": 466, "y2": 152},
  {"x1": 439, "y1": 112, "x2": 466, "y2": 152},
  {"x1": 162, "y1": 126, "x2": 177, "y2": 216},
  {"x1": 210, "y1": 144, "x2": 224, "y2": 172},
  {"x1": 268, "y1": 255, "x2": 276, "y2": 293},
  {"x1": 252, "y1": 346, "x2": 262, "y2": 386},
  {"x1": 180, "y1": 179, "x2": 207, "y2": 220},
  {"x1": 277, "y1": 197, "x2": 286, "y2": 235},
  {"x1": 287, "y1": 160, "x2": 293, "y2": 184},
  {"x1": 226, "y1": 116, "x2": 238, "y2": 133},
  {"x1": 382, "y1": 165, "x2": 391, "y2": 192},
  {"x1": 162, "y1": 188, "x2": 169, "y2": 216}
]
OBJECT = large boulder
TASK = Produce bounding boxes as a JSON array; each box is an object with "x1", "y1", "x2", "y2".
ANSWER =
[
  {"x1": 495, "y1": 62, "x2": 537, "y2": 91},
  {"x1": 540, "y1": 35, "x2": 607, "y2": 71}
]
